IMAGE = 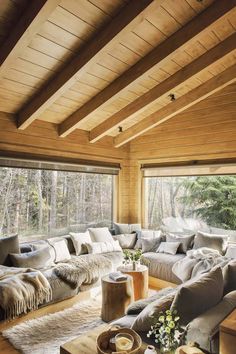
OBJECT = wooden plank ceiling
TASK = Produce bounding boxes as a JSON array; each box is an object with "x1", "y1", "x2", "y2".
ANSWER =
[{"x1": 0, "y1": 0, "x2": 235, "y2": 149}]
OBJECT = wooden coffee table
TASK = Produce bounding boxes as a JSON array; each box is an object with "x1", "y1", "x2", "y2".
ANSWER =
[
  {"x1": 117, "y1": 265, "x2": 149, "y2": 301},
  {"x1": 220, "y1": 308, "x2": 236, "y2": 354},
  {"x1": 60, "y1": 324, "x2": 155, "y2": 354}
]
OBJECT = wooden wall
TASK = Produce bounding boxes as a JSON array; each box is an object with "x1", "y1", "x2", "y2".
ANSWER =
[{"x1": 128, "y1": 83, "x2": 236, "y2": 223}]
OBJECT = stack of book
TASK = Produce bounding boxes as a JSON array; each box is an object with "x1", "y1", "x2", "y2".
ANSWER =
[{"x1": 109, "y1": 271, "x2": 128, "y2": 281}]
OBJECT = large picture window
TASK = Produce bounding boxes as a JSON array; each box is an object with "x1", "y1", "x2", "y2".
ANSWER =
[
  {"x1": 0, "y1": 167, "x2": 114, "y2": 241},
  {"x1": 144, "y1": 175, "x2": 236, "y2": 241}
]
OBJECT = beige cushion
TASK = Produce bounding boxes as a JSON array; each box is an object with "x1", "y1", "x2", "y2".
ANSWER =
[
  {"x1": 114, "y1": 223, "x2": 141, "y2": 235},
  {"x1": 131, "y1": 292, "x2": 175, "y2": 332},
  {"x1": 171, "y1": 267, "x2": 224, "y2": 326},
  {"x1": 193, "y1": 231, "x2": 228, "y2": 254},
  {"x1": 88, "y1": 227, "x2": 113, "y2": 242},
  {"x1": 166, "y1": 233, "x2": 195, "y2": 253},
  {"x1": 157, "y1": 241, "x2": 180, "y2": 255},
  {"x1": 49, "y1": 239, "x2": 71, "y2": 263},
  {"x1": 70, "y1": 231, "x2": 91, "y2": 255},
  {"x1": 135, "y1": 229, "x2": 161, "y2": 249},
  {"x1": 0, "y1": 234, "x2": 20, "y2": 266},
  {"x1": 32, "y1": 240, "x2": 56, "y2": 262},
  {"x1": 223, "y1": 260, "x2": 236, "y2": 294},
  {"x1": 113, "y1": 234, "x2": 137, "y2": 249},
  {"x1": 141, "y1": 237, "x2": 162, "y2": 253},
  {"x1": 86, "y1": 240, "x2": 122, "y2": 254},
  {"x1": 10, "y1": 247, "x2": 53, "y2": 268}
]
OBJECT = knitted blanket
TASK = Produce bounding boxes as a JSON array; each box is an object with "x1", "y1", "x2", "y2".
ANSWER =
[
  {"x1": 54, "y1": 254, "x2": 113, "y2": 289},
  {"x1": 0, "y1": 265, "x2": 52, "y2": 320}
]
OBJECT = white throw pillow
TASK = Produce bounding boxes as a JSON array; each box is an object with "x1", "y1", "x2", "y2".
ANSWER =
[
  {"x1": 157, "y1": 241, "x2": 180, "y2": 255},
  {"x1": 86, "y1": 240, "x2": 122, "y2": 254},
  {"x1": 70, "y1": 231, "x2": 91, "y2": 255},
  {"x1": 51, "y1": 239, "x2": 71, "y2": 263},
  {"x1": 88, "y1": 227, "x2": 113, "y2": 242},
  {"x1": 114, "y1": 223, "x2": 141, "y2": 234}
]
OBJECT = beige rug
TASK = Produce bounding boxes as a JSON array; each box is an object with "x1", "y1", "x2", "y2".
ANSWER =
[{"x1": 2, "y1": 298, "x2": 104, "y2": 354}]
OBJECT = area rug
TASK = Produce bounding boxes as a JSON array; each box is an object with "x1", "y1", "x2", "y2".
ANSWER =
[{"x1": 1, "y1": 298, "x2": 104, "y2": 354}]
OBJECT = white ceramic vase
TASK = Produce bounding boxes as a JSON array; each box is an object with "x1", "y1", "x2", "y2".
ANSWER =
[{"x1": 144, "y1": 345, "x2": 157, "y2": 354}]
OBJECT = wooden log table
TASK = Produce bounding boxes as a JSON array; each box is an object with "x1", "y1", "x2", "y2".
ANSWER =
[
  {"x1": 101, "y1": 274, "x2": 134, "y2": 322},
  {"x1": 220, "y1": 308, "x2": 236, "y2": 354},
  {"x1": 117, "y1": 265, "x2": 149, "y2": 301}
]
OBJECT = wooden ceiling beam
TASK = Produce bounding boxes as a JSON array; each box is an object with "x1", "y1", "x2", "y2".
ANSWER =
[
  {"x1": 17, "y1": 0, "x2": 157, "y2": 130},
  {"x1": 58, "y1": 0, "x2": 236, "y2": 138},
  {"x1": 89, "y1": 33, "x2": 236, "y2": 143},
  {"x1": 0, "y1": 0, "x2": 61, "y2": 81},
  {"x1": 114, "y1": 64, "x2": 236, "y2": 147}
]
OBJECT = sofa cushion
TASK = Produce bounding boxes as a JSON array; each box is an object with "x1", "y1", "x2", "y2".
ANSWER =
[
  {"x1": 31, "y1": 240, "x2": 56, "y2": 263},
  {"x1": 171, "y1": 267, "x2": 224, "y2": 326},
  {"x1": 131, "y1": 292, "x2": 176, "y2": 332},
  {"x1": 10, "y1": 247, "x2": 53, "y2": 268},
  {"x1": 114, "y1": 233, "x2": 137, "y2": 249},
  {"x1": 135, "y1": 229, "x2": 161, "y2": 249},
  {"x1": 48, "y1": 239, "x2": 71, "y2": 263},
  {"x1": 113, "y1": 223, "x2": 141, "y2": 235},
  {"x1": 157, "y1": 241, "x2": 180, "y2": 255},
  {"x1": 70, "y1": 231, "x2": 91, "y2": 255},
  {"x1": 186, "y1": 290, "x2": 236, "y2": 354},
  {"x1": 88, "y1": 227, "x2": 113, "y2": 243},
  {"x1": 141, "y1": 237, "x2": 162, "y2": 253},
  {"x1": 86, "y1": 241, "x2": 122, "y2": 254},
  {"x1": 223, "y1": 260, "x2": 236, "y2": 294},
  {"x1": 0, "y1": 234, "x2": 20, "y2": 266},
  {"x1": 193, "y1": 231, "x2": 228, "y2": 254},
  {"x1": 166, "y1": 233, "x2": 195, "y2": 253}
]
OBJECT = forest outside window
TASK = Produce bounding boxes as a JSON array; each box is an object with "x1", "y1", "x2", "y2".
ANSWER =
[{"x1": 0, "y1": 167, "x2": 114, "y2": 242}]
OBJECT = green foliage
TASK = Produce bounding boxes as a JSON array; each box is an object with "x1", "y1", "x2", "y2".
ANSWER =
[
  {"x1": 181, "y1": 176, "x2": 236, "y2": 230},
  {"x1": 123, "y1": 249, "x2": 142, "y2": 263}
]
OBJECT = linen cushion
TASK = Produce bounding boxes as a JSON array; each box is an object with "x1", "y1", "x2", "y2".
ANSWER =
[
  {"x1": 113, "y1": 233, "x2": 137, "y2": 249},
  {"x1": 166, "y1": 233, "x2": 195, "y2": 253},
  {"x1": 157, "y1": 241, "x2": 180, "y2": 255},
  {"x1": 70, "y1": 231, "x2": 91, "y2": 255},
  {"x1": 135, "y1": 229, "x2": 161, "y2": 249},
  {"x1": 223, "y1": 260, "x2": 236, "y2": 294},
  {"x1": 141, "y1": 236, "x2": 162, "y2": 253},
  {"x1": 225, "y1": 245, "x2": 236, "y2": 259},
  {"x1": 10, "y1": 247, "x2": 53, "y2": 268},
  {"x1": 113, "y1": 223, "x2": 141, "y2": 235},
  {"x1": 86, "y1": 240, "x2": 122, "y2": 254},
  {"x1": 88, "y1": 227, "x2": 113, "y2": 242},
  {"x1": 193, "y1": 231, "x2": 228, "y2": 254},
  {"x1": 49, "y1": 239, "x2": 71, "y2": 263},
  {"x1": 171, "y1": 267, "x2": 224, "y2": 326},
  {"x1": 0, "y1": 234, "x2": 20, "y2": 266},
  {"x1": 132, "y1": 292, "x2": 175, "y2": 332},
  {"x1": 31, "y1": 240, "x2": 56, "y2": 263}
]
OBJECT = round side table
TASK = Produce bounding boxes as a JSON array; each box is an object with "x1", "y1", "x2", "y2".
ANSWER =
[
  {"x1": 101, "y1": 274, "x2": 134, "y2": 322},
  {"x1": 117, "y1": 265, "x2": 149, "y2": 301}
]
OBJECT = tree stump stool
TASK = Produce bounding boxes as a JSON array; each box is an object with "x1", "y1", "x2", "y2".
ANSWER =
[
  {"x1": 118, "y1": 265, "x2": 149, "y2": 301},
  {"x1": 101, "y1": 274, "x2": 134, "y2": 322}
]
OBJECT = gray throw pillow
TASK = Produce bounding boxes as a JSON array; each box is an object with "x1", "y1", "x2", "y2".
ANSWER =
[
  {"x1": 0, "y1": 234, "x2": 20, "y2": 266},
  {"x1": 166, "y1": 233, "x2": 195, "y2": 253},
  {"x1": 113, "y1": 223, "x2": 141, "y2": 235},
  {"x1": 113, "y1": 233, "x2": 137, "y2": 249},
  {"x1": 223, "y1": 260, "x2": 236, "y2": 294},
  {"x1": 193, "y1": 231, "x2": 228, "y2": 254},
  {"x1": 141, "y1": 237, "x2": 162, "y2": 253},
  {"x1": 157, "y1": 241, "x2": 180, "y2": 255},
  {"x1": 132, "y1": 292, "x2": 176, "y2": 332},
  {"x1": 134, "y1": 229, "x2": 162, "y2": 249},
  {"x1": 171, "y1": 267, "x2": 224, "y2": 326},
  {"x1": 10, "y1": 247, "x2": 53, "y2": 268}
]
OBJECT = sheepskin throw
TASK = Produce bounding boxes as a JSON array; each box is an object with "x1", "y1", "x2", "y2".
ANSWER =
[
  {"x1": 0, "y1": 265, "x2": 52, "y2": 320},
  {"x1": 54, "y1": 254, "x2": 113, "y2": 288}
]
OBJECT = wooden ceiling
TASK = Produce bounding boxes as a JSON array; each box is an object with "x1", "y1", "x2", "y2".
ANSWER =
[{"x1": 0, "y1": 0, "x2": 235, "y2": 149}]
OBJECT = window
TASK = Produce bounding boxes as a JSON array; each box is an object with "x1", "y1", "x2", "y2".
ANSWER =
[
  {"x1": 144, "y1": 174, "x2": 236, "y2": 241},
  {"x1": 0, "y1": 167, "x2": 114, "y2": 242}
]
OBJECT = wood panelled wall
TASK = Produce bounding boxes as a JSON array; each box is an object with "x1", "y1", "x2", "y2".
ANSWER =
[{"x1": 128, "y1": 83, "x2": 236, "y2": 223}]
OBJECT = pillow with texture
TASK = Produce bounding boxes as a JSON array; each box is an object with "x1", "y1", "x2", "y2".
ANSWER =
[
  {"x1": 141, "y1": 237, "x2": 162, "y2": 253},
  {"x1": 193, "y1": 231, "x2": 228, "y2": 254},
  {"x1": 113, "y1": 233, "x2": 137, "y2": 249},
  {"x1": 86, "y1": 240, "x2": 122, "y2": 254},
  {"x1": 166, "y1": 233, "x2": 195, "y2": 253},
  {"x1": 31, "y1": 240, "x2": 56, "y2": 262},
  {"x1": 113, "y1": 223, "x2": 141, "y2": 235},
  {"x1": 70, "y1": 231, "x2": 91, "y2": 255},
  {"x1": 223, "y1": 261, "x2": 236, "y2": 294},
  {"x1": 132, "y1": 292, "x2": 175, "y2": 332},
  {"x1": 10, "y1": 247, "x2": 53, "y2": 268},
  {"x1": 0, "y1": 234, "x2": 20, "y2": 266},
  {"x1": 171, "y1": 267, "x2": 224, "y2": 326},
  {"x1": 49, "y1": 239, "x2": 71, "y2": 263},
  {"x1": 157, "y1": 241, "x2": 180, "y2": 255},
  {"x1": 135, "y1": 229, "x2": 161, "y2": 249},
  {"x1": 88, "y1": 227, "x2": 113, "y2": 243},
  {"x1": 225, "y1": 245, "x2": 236, "y2": 259}
]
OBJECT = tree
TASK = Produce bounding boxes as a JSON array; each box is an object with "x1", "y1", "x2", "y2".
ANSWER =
[{"x1": 181, "y1": 176, "x2": 236, "y2": 230}]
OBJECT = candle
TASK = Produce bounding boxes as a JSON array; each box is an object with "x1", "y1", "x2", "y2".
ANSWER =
[{"x1": 115, "y1": 333, "x2": 134, "y2": 352}]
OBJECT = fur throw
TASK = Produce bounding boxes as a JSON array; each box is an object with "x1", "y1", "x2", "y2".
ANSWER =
[
  {"x1": 54, "y1": 254, "x2": 113, "y2": 288},
  {"x1": 0, "y1": 265, "x2": 52, "y2": 320}
]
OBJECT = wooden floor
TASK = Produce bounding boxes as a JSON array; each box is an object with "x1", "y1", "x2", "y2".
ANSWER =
[{"x1": 0, "y1": 291, "x2": 92, "y2": 354}]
